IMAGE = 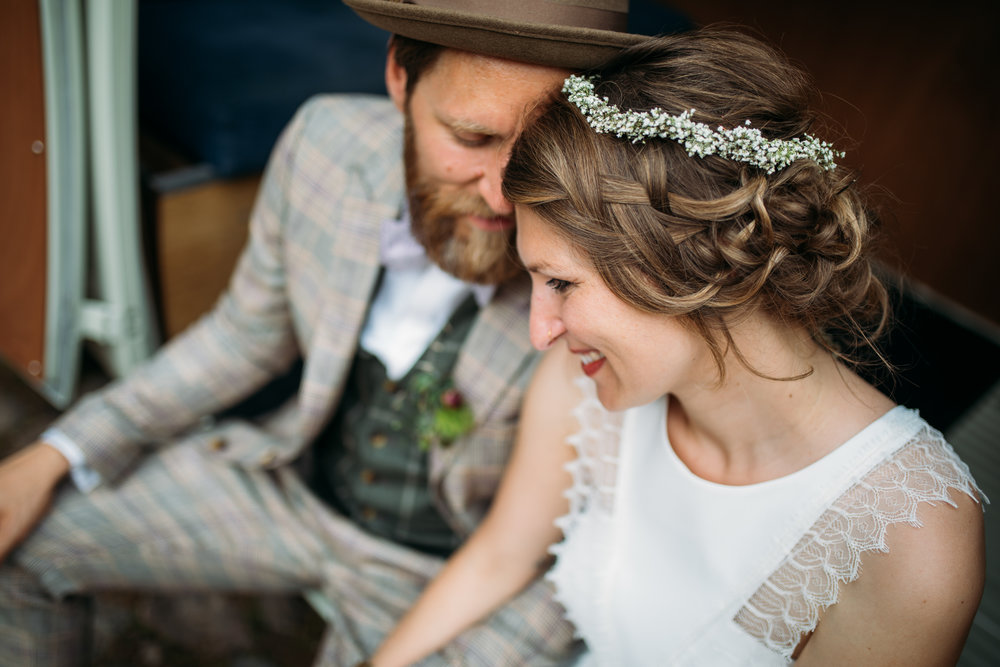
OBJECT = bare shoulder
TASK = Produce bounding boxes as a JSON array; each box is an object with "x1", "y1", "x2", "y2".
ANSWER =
[
  {"x1": 863, "y1": 488, "x2": 985, "y2": 629},
  {"x1": 481, "y1": 345, "x2": 587, "y2": 550},
  {"x1": 522, "y1": 344, "x2": 586, "y2": 421},
  {"x1": 509, "y1": 344, "x2": 588, "y2": 481},
  {"x1": 799, "y1": 486, "x2": 985, "y2": 664}
]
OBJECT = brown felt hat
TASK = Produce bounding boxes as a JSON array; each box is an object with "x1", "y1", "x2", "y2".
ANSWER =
[{"x1": 343, "y1": 0, "x2": 646, "y2": 70}]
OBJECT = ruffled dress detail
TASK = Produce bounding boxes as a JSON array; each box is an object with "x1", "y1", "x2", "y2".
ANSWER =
[{"x1": 548, "y1": 378, "x2": 623, "y2": 654}]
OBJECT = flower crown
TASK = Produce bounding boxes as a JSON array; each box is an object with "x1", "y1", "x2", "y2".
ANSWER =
[{"x1": 562, "y1": 75, "x2": 844, "y2": 174}]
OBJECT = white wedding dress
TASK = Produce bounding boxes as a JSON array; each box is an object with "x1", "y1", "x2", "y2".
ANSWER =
[{"x1": 547, "y1": 379, "x2": 984, "y2": 665}]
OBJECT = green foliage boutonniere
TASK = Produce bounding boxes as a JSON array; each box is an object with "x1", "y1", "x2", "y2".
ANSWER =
[{"x1": 411, "y1": 371, "x2": 476, "y2": 451}]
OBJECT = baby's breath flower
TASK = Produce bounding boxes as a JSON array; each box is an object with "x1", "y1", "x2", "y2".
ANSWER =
[{"x1": 561, "y1": 75, "x2": 844, "y2": 174}]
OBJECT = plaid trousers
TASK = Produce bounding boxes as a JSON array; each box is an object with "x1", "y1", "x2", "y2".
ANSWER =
[{"x1": 0, "y1": 441, "x2": 446, "y2": 666}]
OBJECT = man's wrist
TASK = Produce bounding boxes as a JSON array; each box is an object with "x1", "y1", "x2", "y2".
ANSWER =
[
  {"x1": 30, "y1": 440, "x2": 72, "y2": 481},
  {"x1": 39, "y1": 428, "x2": 102, "y2": 492}
]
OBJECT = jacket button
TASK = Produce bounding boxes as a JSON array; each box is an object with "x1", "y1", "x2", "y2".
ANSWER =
[
  {"x1": 208, "y1": 437, "x2": 227, "y2": 452},
  {"x1": 258, "y1": 451, "x2": 277, "y2": 466},
  {"x1": 360, "y1": 469, "x2": 376, "y2": 484},
  {"x1": 370, "y1": 432, "x2": 388, "y2": 449},
  {"x1": 361, "y1": 507, "x2": 377, "y2": 521}
]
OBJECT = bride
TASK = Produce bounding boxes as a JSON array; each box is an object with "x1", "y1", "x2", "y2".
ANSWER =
[{"x1": 364, "y1": 28, "x2": 985, "y2": 666}]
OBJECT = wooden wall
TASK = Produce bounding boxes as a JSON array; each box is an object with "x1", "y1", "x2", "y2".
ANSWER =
[
  {"x1": 153, "y1": 176, "x2": 258, "y2": 338},
  {"x1": 0, "y1": 0, "x2": 48, "y2": 381},
  {"x1": 666, "y1": 0, "x2": 1000, "y2": 329}
]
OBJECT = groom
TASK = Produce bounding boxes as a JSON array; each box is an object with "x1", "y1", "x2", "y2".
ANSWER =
[{"x1": 0, "y1": 1, "x2": 646, "y2": 664}]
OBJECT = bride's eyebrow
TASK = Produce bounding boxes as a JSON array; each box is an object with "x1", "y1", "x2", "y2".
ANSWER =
[{"x1": 523, "y1": 259, "x2": 560, "y2": 275}]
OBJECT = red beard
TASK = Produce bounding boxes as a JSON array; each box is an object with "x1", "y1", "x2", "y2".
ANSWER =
[{"x1": 403, "y1": 117, "x2": 523, "y2": 286}]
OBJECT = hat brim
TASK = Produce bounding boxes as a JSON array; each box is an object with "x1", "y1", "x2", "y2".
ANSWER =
[{"x1": 344, "y1": 0, "x2": 645, "y2": 70}]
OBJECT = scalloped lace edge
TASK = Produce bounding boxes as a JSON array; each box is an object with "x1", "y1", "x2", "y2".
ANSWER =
[
  {"x1": 733, "y1": 425, "x2": 987, "y2": 659},
  {"x1": 546, "y1": 377, "x2": 622, "y2": 648}
]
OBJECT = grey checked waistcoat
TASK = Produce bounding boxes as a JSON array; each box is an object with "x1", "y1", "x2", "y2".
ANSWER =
[{"x1": 312, "y1": 295, "x2": 479, "y2": 556}]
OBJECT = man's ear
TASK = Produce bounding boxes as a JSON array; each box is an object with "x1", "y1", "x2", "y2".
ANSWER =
[{"x1": 385, "y1": 44, "x2": 408, "y2": 112}]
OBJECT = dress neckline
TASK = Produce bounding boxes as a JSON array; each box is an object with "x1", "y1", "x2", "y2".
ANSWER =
[{"x1": 648, "y1": 399, "x2": 911, "y2": 491}]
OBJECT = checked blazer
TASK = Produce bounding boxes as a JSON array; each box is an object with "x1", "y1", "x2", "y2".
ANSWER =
[{"x1": 48, "y1": 95, "x2": 576, "y2": 663}]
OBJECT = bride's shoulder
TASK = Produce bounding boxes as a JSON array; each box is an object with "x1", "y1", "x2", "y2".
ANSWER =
[
  {"x1": 854, "y1": 418, "x2": 986, "y2": 608},
  {"x1": 801, "y1": 426, "x2": 986, "y2": 663},
  {"x1": 529, "y1": 344, "x2": 585, "y2": 398}
]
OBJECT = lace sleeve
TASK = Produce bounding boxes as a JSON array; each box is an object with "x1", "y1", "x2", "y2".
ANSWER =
[
  {"x1": 546, "y1": 377, "x2": 624, "y2": 650},
  {"x1": 555, "y1": 376, "x2": 624, "y2": 536},
  {"x1": 734, "y1": 424, "x2": 987, "y2": 659}
]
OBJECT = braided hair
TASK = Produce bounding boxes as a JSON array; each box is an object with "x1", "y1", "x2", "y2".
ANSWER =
[{"x1": 503, "y1": 28, "x2": 889, "y2": 381}]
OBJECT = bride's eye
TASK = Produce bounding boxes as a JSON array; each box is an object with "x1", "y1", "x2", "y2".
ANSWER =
[{"x1": 546, "y1": 278, "x2": 572, "y2": 293}]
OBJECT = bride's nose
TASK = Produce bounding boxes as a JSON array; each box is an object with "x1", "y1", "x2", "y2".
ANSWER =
[{"x1": 529, "y1": 303, "x2": 566, "y2": 351}]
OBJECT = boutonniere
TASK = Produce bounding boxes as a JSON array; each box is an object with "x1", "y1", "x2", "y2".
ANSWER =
[{"x1": 411, "y1": 371, "x2": 476, "y2": 451}]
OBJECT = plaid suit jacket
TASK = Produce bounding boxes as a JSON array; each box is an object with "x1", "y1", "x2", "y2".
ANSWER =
[{"x1": 52, "y1": 96, "x2": 575, "y2": 663}]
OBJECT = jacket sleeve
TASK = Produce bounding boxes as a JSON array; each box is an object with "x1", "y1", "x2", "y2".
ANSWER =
[{"x1": 49, "y1": 100, "x2": 320, "y2": 486}]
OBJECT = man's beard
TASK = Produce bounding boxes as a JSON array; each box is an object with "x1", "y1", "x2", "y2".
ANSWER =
[{"x1": 403, "y1": 118, "x2": 523, "y2": 286}]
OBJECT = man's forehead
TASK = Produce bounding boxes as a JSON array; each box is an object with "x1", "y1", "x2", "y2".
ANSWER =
[
  {"x1": 431, "y1": 47, "x2": 570, "y2": 79},
  {"x1": 416, "y1": 49, "x2": 569, "y2": 129}
]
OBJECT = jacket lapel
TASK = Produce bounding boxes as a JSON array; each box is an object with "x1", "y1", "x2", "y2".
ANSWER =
[
  {"x1": 297, "y1": 175, "x2": 403, "y2": 440},
  {"x1": 431, "y1": 274, "x2": 536, "y2": 473}
]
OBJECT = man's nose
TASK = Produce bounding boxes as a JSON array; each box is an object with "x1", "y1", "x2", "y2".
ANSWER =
[{"x1": 477, "y1": 152, "x2": 514, "y2": 216}]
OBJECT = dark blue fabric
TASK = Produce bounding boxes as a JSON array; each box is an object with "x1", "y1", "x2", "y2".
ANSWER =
[
  {"x1": 138, "y1": 0, "x2": 692, "y2": 178},
  {"x1": 629, "y1": 0, "x2": 692, "y2": 38},
  {"x1": 139, "y1": 0, "x2": 391, "y2": 177}
]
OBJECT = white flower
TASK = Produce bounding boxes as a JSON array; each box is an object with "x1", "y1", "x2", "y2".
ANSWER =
[{"x1": 562, "y1": 75, "x2": 844, "y2": 174}]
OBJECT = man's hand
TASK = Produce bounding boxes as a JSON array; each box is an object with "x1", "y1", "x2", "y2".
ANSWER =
[{"x1": 0, "y1": 441, "x2": 70, "y2": 562}]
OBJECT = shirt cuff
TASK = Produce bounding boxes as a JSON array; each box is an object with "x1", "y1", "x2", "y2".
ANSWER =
[{"x1": 41, "y1": 427, "x2": 102, "y2": 492}]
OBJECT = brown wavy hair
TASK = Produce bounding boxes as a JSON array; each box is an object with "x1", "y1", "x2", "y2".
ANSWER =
[{"x1": 503, "y1": 28, "x2": 889, "y2": 381}]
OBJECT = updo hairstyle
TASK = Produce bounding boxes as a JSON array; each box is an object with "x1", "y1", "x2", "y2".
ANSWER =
[{"x1": 503, "y1": 28, "x2": 889, "y2": 380}]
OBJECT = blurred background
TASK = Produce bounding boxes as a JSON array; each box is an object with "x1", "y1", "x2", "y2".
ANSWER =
[{"x1": 1, "y1": 0, "x2": 997, "y2": 664}]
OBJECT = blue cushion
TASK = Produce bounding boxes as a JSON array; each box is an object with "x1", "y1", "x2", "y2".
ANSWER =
[{"x1": 138, "y1": 0, "x2": 691, "y2": 178}]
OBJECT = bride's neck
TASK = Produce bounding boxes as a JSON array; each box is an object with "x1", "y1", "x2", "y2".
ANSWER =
[{"x1": 667, "y1": 319, "x2": 892, "y2": 485}]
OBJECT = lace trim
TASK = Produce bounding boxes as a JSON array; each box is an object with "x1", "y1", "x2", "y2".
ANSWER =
[
  {"x1": 555, "y1": 376, "x2": 623, "y2": 533},
  {"x1": 547, "y1": 377, "x2": 622, "y2": 647},
  {"x1": 734, "y1": 425, "x2": 986, "y2": 659}
]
